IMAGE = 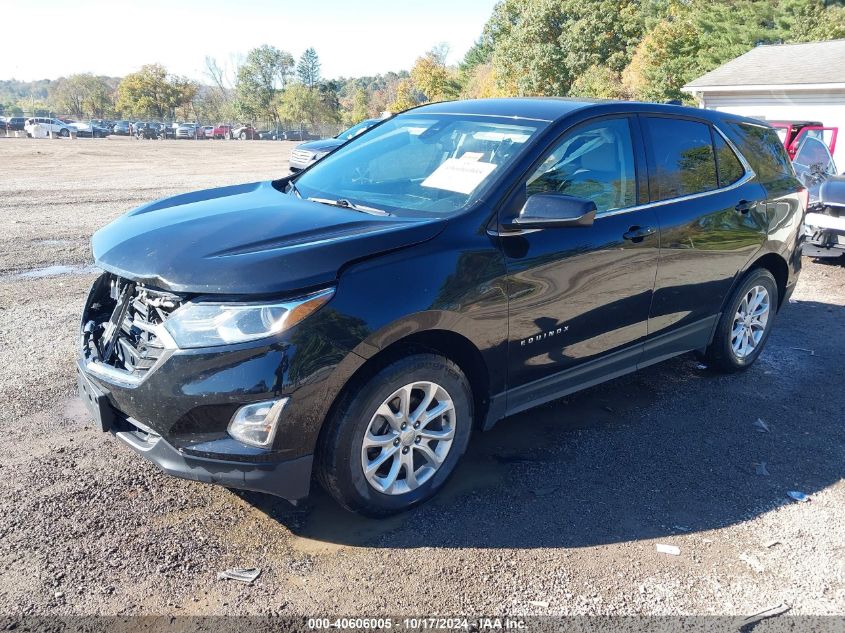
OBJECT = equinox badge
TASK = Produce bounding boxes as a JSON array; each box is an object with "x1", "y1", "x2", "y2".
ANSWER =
[{"x1": 520, "y1": 325, "x2": 569, "y2": 347}]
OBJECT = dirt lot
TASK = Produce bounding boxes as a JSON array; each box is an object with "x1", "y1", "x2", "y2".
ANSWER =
[{"x1": 0, "y1": 136, "x2": 843, "y2": 620}]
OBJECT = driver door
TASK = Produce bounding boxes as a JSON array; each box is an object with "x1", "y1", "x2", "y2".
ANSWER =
[{"x1": 500, "y1": 116, "x2": 660, "y2": 412}]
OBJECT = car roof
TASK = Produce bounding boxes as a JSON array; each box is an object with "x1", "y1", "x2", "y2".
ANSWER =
[{"x1": 409, "y1": 97, "x2": 766, "y2": 128}]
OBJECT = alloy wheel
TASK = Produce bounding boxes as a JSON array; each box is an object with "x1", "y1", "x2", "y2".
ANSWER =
[
  {"x1": 361, "y1": 381, "x2": 456, "y2": 495},
  {"x1": 731, "y1": 285, "x2": 770, "y2": 359}
]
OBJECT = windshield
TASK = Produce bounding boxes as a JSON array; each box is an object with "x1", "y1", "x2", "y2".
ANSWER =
[
  {"x1": 293, "y1": 113, "x2": 545, "y2": 216},
  {"x1": 337, "y1": 119, "x2": 376, "y2": 140}
]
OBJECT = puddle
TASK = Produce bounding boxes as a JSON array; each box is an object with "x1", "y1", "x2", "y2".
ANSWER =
[{"x1": 7, "y1": 264, "x2": 99, "y2": 279}]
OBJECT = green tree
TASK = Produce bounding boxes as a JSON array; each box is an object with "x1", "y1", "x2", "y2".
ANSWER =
[
  {"x1": 622, "y1": 9, "x2": 702, "y2": 103},
  {"x1": 236, "y1": 45, "x2": 295, "y2": 123},
  {"x1": 387, "y1": 79, "x2": 417, "y2": 113},
  {"x1": 297, "y1": 48, "x2": 321, "y2": 89},
  {"x1": 569, "y1": 65, "x2": 627, "y2": 99},
  {"x1": 559, "y1": 0, "x2": 645, "y2": 75},
  {"x1": 278, "y1": 83, "x2": 321, "y2": 131},
  {"x1": 488, "y1": 0, "x2": 571, "y2": 96},
  {"x1": 350, "y1": 87, "x2": 370, "y2": 124},
  {"x1": 115, "y1": 64, "x2": 196, "y2": 118},
  {"x1": 410, "y1": 48, "x2": 460, "y2": 102},
  {"x1": 51, "y1": 73, "x2": 114, "y2": 118}
]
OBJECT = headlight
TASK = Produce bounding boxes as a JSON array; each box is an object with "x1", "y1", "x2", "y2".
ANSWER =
[
  {"x1": 164, "y1": 287, "x2": 334, "y2": 348},
  {"x1": 313, "y1": 151, "x2": 329, "y2": 161}
]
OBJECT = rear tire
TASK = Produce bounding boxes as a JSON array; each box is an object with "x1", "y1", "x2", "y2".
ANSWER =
[
  {"x1": 317, "y1": 353, "x2": 473, "y2": 516},
  {"x1": 705, "y1": 268, "x2": 778, "y2": 373},
  {"x1": 60, "y1": 128, "x2": 69, "y2": 137}
]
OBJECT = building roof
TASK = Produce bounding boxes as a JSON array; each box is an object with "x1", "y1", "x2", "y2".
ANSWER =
[{"x1": 684, "y1": 39, "x2": 845, "y2": 90}]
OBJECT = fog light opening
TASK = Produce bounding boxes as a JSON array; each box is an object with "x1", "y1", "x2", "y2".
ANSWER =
[{"x1": 228, "y1": 398, "x2": 289, "y2": 448}]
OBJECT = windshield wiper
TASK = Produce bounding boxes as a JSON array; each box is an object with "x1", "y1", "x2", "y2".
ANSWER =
[
  {"x1": 307, "y1": 197, "x2": 390, "y2": 216},
  {"x1": 287, "y1": 180, "x2": 302, "y2": 198}
]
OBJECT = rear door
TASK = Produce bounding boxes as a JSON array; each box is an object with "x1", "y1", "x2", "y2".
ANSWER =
[
  {"x1": 640, "y1": 115, "x2": 769, "y2": 361},
  {"x1": 501, "y1": 115, "x2": 660, "y2": 412}
]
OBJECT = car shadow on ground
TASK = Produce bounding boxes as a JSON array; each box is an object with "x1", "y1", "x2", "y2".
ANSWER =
[{"x1": 238, "y1": 298, "x2": 845, "y2": 549}]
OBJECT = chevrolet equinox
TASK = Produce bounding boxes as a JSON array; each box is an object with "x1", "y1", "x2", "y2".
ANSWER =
[{"x1": 77, "y1": 99, "x2": 805, "y2": 516}]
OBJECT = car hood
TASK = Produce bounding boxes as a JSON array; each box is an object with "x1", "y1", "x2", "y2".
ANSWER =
[
  {"x1": 92, "y1": 180, "x2": 445, "y2": 295},
  {"x1": 295, "y1": 139, "x2": 343, "y2": 154}
]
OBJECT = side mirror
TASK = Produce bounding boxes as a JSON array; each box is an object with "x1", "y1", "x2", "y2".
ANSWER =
[{"x1": 505, "y1": 193, "x2": 597, "y2": 230}]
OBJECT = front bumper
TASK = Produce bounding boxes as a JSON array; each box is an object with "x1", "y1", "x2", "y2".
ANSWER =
[
  {"x1": 114, "y1": 418, "x2": 313, "y2": 500},
  {"x1": 77, "y1": 360, "x2": 314, "y2": 501}
]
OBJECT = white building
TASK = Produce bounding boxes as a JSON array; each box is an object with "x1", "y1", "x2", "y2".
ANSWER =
[{"x1": 682, "y1": 39, "x2": 845, "y2": 168}]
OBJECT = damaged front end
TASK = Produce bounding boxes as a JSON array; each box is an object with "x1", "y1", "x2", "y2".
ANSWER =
[
  {"x1": 76, "y1": 271, "x2": 316, "y2": 501},
  {"x1": 804, "y1": 175, "x2": 845, "y2": 259},
  {"x1": 81, "y1": 273, "x2": 183, "y2": 384}
]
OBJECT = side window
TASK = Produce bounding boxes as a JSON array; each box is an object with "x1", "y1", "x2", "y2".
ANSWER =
[
  {"x1": 713, "y1": 132, "x2": 745, "y2": 187},
  {"x1": 644, "y1": 117, "x2": 717, "y2": 201},
  {"x1": 526, "y1": 117, "x2": 637, "y2": 213}
]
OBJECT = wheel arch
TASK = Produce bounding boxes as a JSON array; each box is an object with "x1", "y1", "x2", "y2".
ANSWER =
[
  {"x1": 316, "y1": 328, "x2": 492, "y2": 461},
  {"x1": 747, "y1": 251, "x2": 789, "y2": 310}
]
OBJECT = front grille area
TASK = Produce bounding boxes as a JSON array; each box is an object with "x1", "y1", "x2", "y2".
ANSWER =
[{"x1": 82, "y1": 274, "x2": 182, "y2": 379}]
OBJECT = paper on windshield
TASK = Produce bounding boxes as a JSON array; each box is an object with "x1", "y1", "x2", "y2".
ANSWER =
[{"x1": 421, "y1": 159, "x2": 497, "y2": 194}]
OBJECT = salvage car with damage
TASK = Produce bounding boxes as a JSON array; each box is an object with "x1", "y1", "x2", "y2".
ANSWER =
[
  {"x1": 78, "y1": 98, "x2": 805, "y2": 516},
  {"x1": 788, "y1": 129, "x2": 845, "y2": 259}
]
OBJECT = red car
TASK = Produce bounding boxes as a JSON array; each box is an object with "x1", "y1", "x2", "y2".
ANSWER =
[
  {"x1": 211, "y1": 124, "x2": 233, "y2": 139},
  {"x1": 769, "y1": 120, "x2": 837, "y2": 161}
]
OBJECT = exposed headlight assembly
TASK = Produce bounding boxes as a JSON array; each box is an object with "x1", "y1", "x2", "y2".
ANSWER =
[{"x1": 164, "y1": 287, "x2": 334, "y2": 348}]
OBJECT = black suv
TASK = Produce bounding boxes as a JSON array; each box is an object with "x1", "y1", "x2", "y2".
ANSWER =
[
  {"x1": 4, "y1": 116, "x2": 27, "y2": 131},
  {"x1": 77, "y1": 99, "x2": 804, "y2": 516}
]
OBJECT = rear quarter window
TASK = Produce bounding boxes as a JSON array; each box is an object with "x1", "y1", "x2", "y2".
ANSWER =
[
  {"x1": 726, "y1": 122, "x2": 796, "y2": 194},
  {"x1": 713, "y1": 133, "x2": 745, "y2": 187}
]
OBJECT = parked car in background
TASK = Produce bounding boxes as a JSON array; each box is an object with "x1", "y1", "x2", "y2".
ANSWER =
[
  {"x1": 202, "y1": 125, "x2": 214, "y2": 138},
  {"x1": 4, "y1": 116, "x2": 27, "y2": 131},
  {"x1": 160, "y1": 123, "x2": 178, "y2": 139},
  {"x1": 792, "y1": 129, "x2": 838, "y2": 197},
  {"x1": 70, "y1": 121, "x2": 112, "y2": 138},
  {"x1": 25, "y1": 117, "x2": 73, "y2": 137},
  {"x1": 289, "y1": 118, "x2": 382, "y2": 171},
  {"x1": 232, "y1": 124, "x2": 258, "y2": 140},
  {"x1": 770, "y1": 120, "x2": 838, "y2": 164},
  {"x1": 77, "y1": 98, "x2": 804, "y2": 516},
  {"x1": 789, "y1": 132, "x2": 845, "y2": 259},
  {"x1": 258, "y1": 127, "x2": 286, "y2": 140},
  {"x1": 113, "y1": 121, "x2": 131, "y2": 135},
  {"x1": 282, "y1": 129, "x2": 318, "y2": 142},
  {"x1": 175, "y1": 123, "x2": 205, "y2": 139},
  {"x1": 211, "y1": 124, "x2": 233, "y2": 139},
  {"x1": 135, "y1": 122, "x2": 161, "y2": 140},
  {"x1": 92, "y1": 119, "x2": 114, "y2": 131}
]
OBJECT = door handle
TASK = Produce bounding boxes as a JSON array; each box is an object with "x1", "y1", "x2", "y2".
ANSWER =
[
  {"x1": 735, "y1": 200, "x2": 754, "y2": 214},
  {"x1": 623, "y1": 226, "x2": 656, "y2": 242}
]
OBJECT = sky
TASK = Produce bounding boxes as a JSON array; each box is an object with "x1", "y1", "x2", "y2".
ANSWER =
[{"x1": 0, "y1": 0, "x2": 499, "y2": 82}]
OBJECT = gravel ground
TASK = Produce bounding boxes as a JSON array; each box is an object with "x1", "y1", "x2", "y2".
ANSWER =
[{"x1": 0, "y1": 137, "x2": 843, "y2": 620}]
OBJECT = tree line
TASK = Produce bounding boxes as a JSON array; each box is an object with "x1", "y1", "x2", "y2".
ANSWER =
[{"x1": 2, "y1": 0, "x2": 844, "y2": 126}]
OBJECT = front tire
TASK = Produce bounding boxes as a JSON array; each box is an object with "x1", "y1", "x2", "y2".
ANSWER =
[
  {"x1": 706, "y1": 268, "x2": 778, "y2": 373},
  {"x1": 317, "y1": 353, "x2": 473, "y2": 516},
  {"x1": 60, "y1": 128, "x2": 69, "y2": 137}
]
